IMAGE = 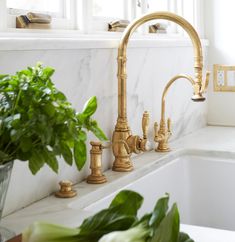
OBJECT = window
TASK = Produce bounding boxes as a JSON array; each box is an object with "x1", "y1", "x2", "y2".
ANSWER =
[
  {"x1": 147, "y1": 0, "x2": 169, "y2": 12},
  {"x1": 91, "y1": 0, "x2": 131, "y2": 32},
  {"x1": 7, "y1": 0, "x2": 64, "y2": 16},
  {"x1": 93, "y1": 0, "x2": 125, "y2": 18},
  {"x1": 0, "y1": 0, "x2": 203, "y2": 37}
]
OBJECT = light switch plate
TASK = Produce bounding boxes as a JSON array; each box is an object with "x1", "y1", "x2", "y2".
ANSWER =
[
  {"x1": 217, "y1": 70, "x2": 225, "y2": 86},
  {"x1": 214, "y1": 64, "x2": 235, "y2": 92}
]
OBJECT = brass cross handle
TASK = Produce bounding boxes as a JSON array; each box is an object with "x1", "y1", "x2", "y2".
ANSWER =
[{"x1": 154, "y1": 118, "x2": 172, "y2": 152}]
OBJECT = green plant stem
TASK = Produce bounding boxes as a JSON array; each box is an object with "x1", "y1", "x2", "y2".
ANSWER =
[
  {"x1": 1, "y1": 90, "x2": 22, "y2": 156},
  {"x1": 12, "y1": 89, "x2": 22, "y2": 114},
  {"x1": 3, "y1": 141, "x2": 12, "y2": 153},
  {"x1": 7, "y1": 145, "x2": 20, "y2": 158}
]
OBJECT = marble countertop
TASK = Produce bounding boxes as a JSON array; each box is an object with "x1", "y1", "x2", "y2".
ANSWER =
[{"x1": 2, "y1": 126, "x2": 235, "y2": 241}]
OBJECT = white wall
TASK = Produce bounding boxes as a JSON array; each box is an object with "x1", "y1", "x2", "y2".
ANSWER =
[
  {"x1": 205, "y1": 0, "x2": 235, "y2": 126},
  {"x1": 1, "y1": 42, "x2": 208, "y2": 216}
]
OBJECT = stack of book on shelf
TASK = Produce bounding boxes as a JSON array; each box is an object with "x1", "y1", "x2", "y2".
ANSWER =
[
  {"x1": 149, "y1": 23, "x2": 167, "y2": 33},
  {"x1": 108, "y1": 20, "x2": 130, "y2": 32},
  {"x1": 16, "y1": 12, "x2": 51, "y2": 29}
]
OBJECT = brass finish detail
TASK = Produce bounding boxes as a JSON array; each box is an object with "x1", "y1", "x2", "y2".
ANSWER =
[
  {"x1": 140, "y1": 111, "x2": 151, "y2": 152},
  {"x1": 213, "y1": 64, "x2": 235, "y2": 92},
  {"x1": 112, "y1": 11, "x2": 210, "y2": 171},
  {"x1": 112, "y1": 111, "x2": 150, "y2": 172},
  {"x1": 154, "y1": 118, "x2": 172, "y2": 152},
  {"x1": 55, "y1": 180, "x2": 77, "y2": 198},
  {"x1": 155, "y1": 74, "x2": 209, "y2": 152},
  {"x1": 87, "y1": 141, "x2": 107, "y2": 184},
  {"x1": 142, "y1": 111, "x2": 150, "y2": 139}
]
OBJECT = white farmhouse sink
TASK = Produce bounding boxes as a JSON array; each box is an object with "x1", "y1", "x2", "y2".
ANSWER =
[
  {"x1": 3, "y1": 148, "x2": 235, "y2": 242},
  {"x1": 82, "y1": 152, "x2": 235, "y2": 232}
]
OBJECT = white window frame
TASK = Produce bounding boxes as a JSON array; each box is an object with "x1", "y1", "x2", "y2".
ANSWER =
[
  {"x1": 0, "y1": 0, "x2": 204, "y2": 38},
  {"x1": 90, "y1": 0, "x2": 131, "y2": 32},
  {"x1": 87, "y1": 0, "x2": 203, "y2": 36}
]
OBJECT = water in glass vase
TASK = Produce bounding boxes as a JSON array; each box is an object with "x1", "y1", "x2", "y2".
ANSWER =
[{"x1": 0, "y1": 162, "x2": 15, "y2": 242}]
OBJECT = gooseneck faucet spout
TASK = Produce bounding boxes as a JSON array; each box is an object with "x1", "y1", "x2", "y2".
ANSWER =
[
  {"x1": 112, "y1": 11, "x2": 210, "y2": 172},
  {"x1": 154, "y1": 74, "x2": 209, "y2": 152}
]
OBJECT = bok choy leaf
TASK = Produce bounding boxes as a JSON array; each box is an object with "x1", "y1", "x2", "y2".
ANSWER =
[{"x1": 22, "y1": 190, "x2": 194, "y2": 242}]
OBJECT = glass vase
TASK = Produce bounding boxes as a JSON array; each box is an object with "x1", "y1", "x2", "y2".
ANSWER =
[{"x1": 0, "y1": 162, "x2": 14, "y2": 242}]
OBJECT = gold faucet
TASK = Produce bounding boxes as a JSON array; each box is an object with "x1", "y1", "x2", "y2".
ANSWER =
[
  {"x1": 112, "y1": 11, "x2": 210, "y2": 172},
  {"x1": 154, "y1": 74, "x2": 209, "y2": 152}
]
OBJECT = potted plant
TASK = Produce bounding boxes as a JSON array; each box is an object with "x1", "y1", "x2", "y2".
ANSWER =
[{"x1": 0, "y1": 63, "x2": 107, "y2": 240}]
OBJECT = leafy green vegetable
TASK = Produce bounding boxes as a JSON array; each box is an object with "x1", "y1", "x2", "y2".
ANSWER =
[
  {"x1": 150, "y1": 203, "x2": 179, "y2": 242},
  {"x1": 22, "y1": 190, "x2": 195, "y2": 242},
  {"x1": 99, "y1": 223, "x2": 150, "y2": 242},
  {"x1": 109, "y1": 190, "x2": 143, "y2": 217},
  {"x1": 77, "y1": 190, "x2": 143, "y2": 241},
  {"x1": 0, "y1": 63, "x2": 108, "y2": 174},
  {"x1": 23, "y1": 222, "x2": 80, "y2": 242},
  {"x1": 178, "y1": 232, "x2": 195, "y2": 242},
  {"x1": 149, "y1": 193, "x2": 169, "y2": 229}
]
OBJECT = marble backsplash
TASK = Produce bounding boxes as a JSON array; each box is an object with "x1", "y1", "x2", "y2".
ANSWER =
[{"x1": 0, "y1": 45, "x2": 208, "y2": 216}]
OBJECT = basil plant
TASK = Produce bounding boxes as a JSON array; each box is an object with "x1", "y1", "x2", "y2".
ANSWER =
[{"x1": 0, "y1": 63, "x2": 107, "y2": 174}]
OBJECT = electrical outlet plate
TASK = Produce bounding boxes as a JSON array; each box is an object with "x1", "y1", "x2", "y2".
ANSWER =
[{"x1": 214, "y1": 64, "x2": 235, "y2": 92}]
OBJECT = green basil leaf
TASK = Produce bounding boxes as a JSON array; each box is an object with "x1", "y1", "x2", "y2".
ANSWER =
[
  {"x1": 88, "y1": 120, "x2": 108, "y2": 141},
  {"x1": 60, "y1": 142, "x2": 73, "y2": 166},
  {"x1": 76, "y1": 113, "x2": 85, "y2": 125},
  {"x1": 78, "y1": 130, "x2": 87, "y2": 142},
  {"x1": 0, "y1": 74, "x2": 8, "y2": 80},
  {"x1": 43, "y1": 103, "x2": 55, "y2": 117},
  {"x1": 28, "y1": 149, "x2": 45, "y2": 175},
  {"x1": 42, "y1": 67, "x2": 55, "y2": 79},
  {"x1": 20, "y1": 137, "x2": 33, "y2": 152},
  {"x1": 44, "y1": 149, "x2": 59, "y2": 173},
  {"x1": 151, "y1": 203, "x2": 180, "y2": 242},
  {"x1": 74, "y1": 140, "x2": 86, "y2": 170},
  {"x1": 17, "y1": 150, "x2": 31, "y2": 161},
  {"x1": 82, "y1": 96, "x2": 97, "y2": 118},
  {"x1": 54, "y1": 91, "x2": 67, "y2": 101}
]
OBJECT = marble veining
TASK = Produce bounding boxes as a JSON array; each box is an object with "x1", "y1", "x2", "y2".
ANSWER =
[{"x1": 0, "y1": 45, "x2": 208, "y2": 216}]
